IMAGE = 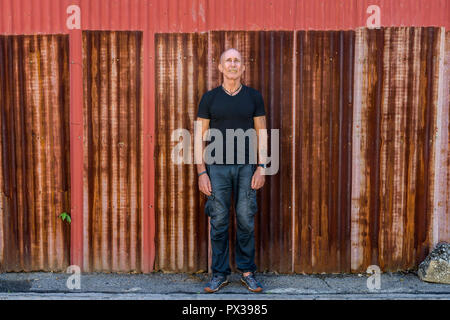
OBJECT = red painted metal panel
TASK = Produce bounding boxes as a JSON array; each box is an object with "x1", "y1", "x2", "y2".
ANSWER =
[
  {"x1": 0, "y1": 0, "x2": 448, "y2": 35},
  {"x1": 69, "y1": 27, "x2": 84, "y2": 271},
  {"x1": 356, "y1": 0, "x2": 449, "y2": 30},
  {"x1": 143, "y1": 0, "x2": 154, "y2": 275}
]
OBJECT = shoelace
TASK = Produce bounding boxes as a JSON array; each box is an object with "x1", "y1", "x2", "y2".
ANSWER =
[
  {"x1": 211, "y1": 276, "x2": 225, "y2": 284},
  {"x1": 244, "y1": 275, "x2": 257, "y2": 284}
]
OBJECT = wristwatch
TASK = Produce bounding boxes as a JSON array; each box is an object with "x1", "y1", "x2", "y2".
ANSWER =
[{"x1": 257, "y1": 164, "x2": 267, "y2": 169}]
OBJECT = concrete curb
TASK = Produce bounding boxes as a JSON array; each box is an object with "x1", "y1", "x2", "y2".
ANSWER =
[{"x1": 0, "y1": 271, "x2": 448, "y2": 300}]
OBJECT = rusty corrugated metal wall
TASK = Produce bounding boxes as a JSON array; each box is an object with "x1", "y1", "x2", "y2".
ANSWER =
[
  {"x1": 0, "y1": 35, "x2": 71, "y2": 272},
  {"x1": 352, "y1": 27, "x2": 443, "y2": 272},
  {"x1": 293, "y1": 31, "x2": 355, "y2": 273},
  {"x1": 0, "y1": 1, "x2": 448, "y2": 274},
  {"x1": 440, "y1": 31, "x2": 450, "y2": 243},
  {"x1": 155, "y1": 27, "x2": 448, "y2": 273},
  {"x1": 207, "y1": 31, "x2": 296, "y2": 273},
  {"x1": 155, "y1": 33, "x2": 209, "y2": 272},
  {"x1": 82, "y1": 31, "x2": 143, "y2": 272}
]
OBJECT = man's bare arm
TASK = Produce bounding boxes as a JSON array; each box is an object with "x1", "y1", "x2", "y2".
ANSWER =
[
  {"x1": 252, "y1": 116, "x2": 267, "y2": 189},
  {"x1": 194, "y1": 117, "x2": 212, "y2": 195}
]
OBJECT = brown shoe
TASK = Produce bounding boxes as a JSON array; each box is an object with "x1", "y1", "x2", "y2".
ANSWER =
[
  {"x1": 240, "y1": 273, "x2": 263, "y2": 292},
  {"x1": 204, "y1": 275, "x2": 229, "y2": 293}
]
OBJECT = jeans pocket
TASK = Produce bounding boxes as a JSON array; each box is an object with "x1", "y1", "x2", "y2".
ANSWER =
[
  {"x1": 246, "y1": 189, "x2": 258, "y2": 215},
  {"x1": 205, "y1": 192, "x2": 216, "y2": 217}
]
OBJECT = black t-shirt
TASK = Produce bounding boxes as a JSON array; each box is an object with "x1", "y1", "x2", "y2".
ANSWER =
[{"x1": 197, "y1": 85, "x2": 266, "y2": 165}]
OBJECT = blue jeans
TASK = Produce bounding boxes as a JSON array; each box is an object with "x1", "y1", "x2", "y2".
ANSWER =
[{"x1": 205, "y1": 164, "x2": 258, "y2": 277}]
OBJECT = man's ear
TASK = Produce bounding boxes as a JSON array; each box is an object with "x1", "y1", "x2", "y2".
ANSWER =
[{"x1": 218, "y1": 63, "x2": 223, "y2": 73}]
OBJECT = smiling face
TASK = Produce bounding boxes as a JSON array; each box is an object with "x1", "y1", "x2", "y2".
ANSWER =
[{"x1": 218, "y1": 49, "x2": 245, "y2": 81}]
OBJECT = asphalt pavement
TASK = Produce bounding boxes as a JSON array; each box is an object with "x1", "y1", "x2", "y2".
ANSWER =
[{"x1": 0, "y1": 271, "x2": 449, "y2": 300}]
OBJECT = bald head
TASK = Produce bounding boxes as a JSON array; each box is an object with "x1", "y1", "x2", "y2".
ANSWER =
[
  {"x1": 220, "y1": 48, "x2": 243, "y2": 64},
  {"x1": 218, "y1": 48, "x2": 245, "y2": 81}
]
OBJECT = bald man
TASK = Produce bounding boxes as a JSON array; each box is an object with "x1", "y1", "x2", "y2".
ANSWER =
[{"x1": 194, "y1": 48, "x2": 267, "y2": 293}]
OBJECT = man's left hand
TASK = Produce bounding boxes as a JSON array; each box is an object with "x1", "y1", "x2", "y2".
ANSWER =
[{"x1": 251, "y1": 167, "x2": 266, "y2": 190}]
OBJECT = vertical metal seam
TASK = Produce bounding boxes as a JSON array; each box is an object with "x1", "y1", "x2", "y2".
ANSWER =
[
  {"x1": 297, "y1": 30, "x2": 304, "y2": 272},
  {"x1": 0, "y1": 37, "x2": 4, "y2": 270},
  {"x1": 350, "y1": 28, "x2": 362, "y2": 271},
  {"x1": 337, "y1": 30, "x2": 343, "y2": 270},
  {"x1": 423, "y1": 27, "x2": 434, "y2": 252},
  {"x1": 373, "y1": 28, "x2": 383, "y2": 267},
  {"x1": 291, "y1": 30, "x2": 296, "y2": 273},
  {"x1": 206, "y1": 30, "x2": 212, "y2": 274},
  {"x1": 69, "y1": 27, "x2": 84, "y2": 271},
  {"x1": 402, "y1": 27, "x2": 415, "y2": 268},
  {"x1": 143, "y1": 0, "x2": 153, "y2": 273},
  {"x1": 431, "y1": 27, "x2": 445, "y2": 247},
  {"x1": 346, "y1": 30, "x2": 355, "y2": 272}
]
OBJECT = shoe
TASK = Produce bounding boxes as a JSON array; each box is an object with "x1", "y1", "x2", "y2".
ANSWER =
[
  {"x1": 240, "y1": 273, "x2": 263, "y2": 292},
  {"x1": 204, "y1": 274, "x2": 229, "y2": 293}
]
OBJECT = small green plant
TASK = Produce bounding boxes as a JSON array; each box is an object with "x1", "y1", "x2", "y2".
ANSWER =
[{"x1": 59, "y1": 212, "x2": 71, "y2": 224}]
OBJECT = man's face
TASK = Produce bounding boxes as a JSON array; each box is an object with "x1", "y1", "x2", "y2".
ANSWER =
[{"x1": 218, "y1": 49, "x2": 245, "y2": 81}]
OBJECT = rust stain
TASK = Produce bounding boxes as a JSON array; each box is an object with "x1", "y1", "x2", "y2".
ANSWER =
[
  {"x1": 294, "y1": 31, "x2": 354, "y2": 273},
  {"x1": 0, "y1": 35, "x2": 70, "y2": 272},
  {"x1": 352, "y1": 27, "x2": 443, "y2": 272},
  {"x1": 208, "y1": 31, "x2": 295, "y2": 273},
  {"x1": 0, "y1": 27, "x2": 446, "y2": 274},
  {"x1": 155, "y1": 33, "x2": 209, "y2": 273},
  {"x1": 437, "y1": 31, "x2": 450, "y2": 244},
  {"x1": 155, "y1": 28, "x2": 446, "y2": 274},
  {"x1": 82, "y1": 31, "x2": 143, "y2": 272}
]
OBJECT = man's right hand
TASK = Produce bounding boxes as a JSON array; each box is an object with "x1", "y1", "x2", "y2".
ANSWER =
[{"x1": 198, "y1": 173, "x2": 212, "y2": 196}]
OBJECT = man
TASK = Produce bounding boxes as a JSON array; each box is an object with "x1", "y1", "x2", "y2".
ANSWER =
[{"x1": 194, "y1": 48, "x2": 267, "y2": 293}]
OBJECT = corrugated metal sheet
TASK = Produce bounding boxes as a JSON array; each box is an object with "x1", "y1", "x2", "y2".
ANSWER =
[
  {"x1": 155, "y1": 33, "x2": 209, "y2": 272},
  {"x1": 208, "y1": 31, "x2": 296, "y2": 273},
  {"x1": 0, "y1": 0, "x2": 448, "y2": 274},
  {"x1": 82, "y1": 31, "x2": 143, "y2": 272},
  {"x1": 352, "y1": 27, "x2": 443, "y2": 272},
  {"x1": 430, "y1": 30, "x2": 449, "y2": 247},
  {"x1": 293, "y1": 31, "x2": 355, "y2": 273},
  {"x1": 155, "y1": 28, "x2": 448, "y2": 273},
  {"x1": 155, "y1": 31, "x2": 296, "y2": 273},
  {"x1": 3, "y1": 0, "x2": 448, "y2": 34},
  {"x1": 0, "y1": 34, "x2": 70, "y2": 271},
  {"x1": 438, "y1": 31, "x2": 450, "y2": 243}
]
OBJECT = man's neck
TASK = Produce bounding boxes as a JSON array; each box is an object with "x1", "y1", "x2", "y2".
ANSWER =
[{"x1": 222, "y1": 79, "x2": 241, "y2": 92}]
